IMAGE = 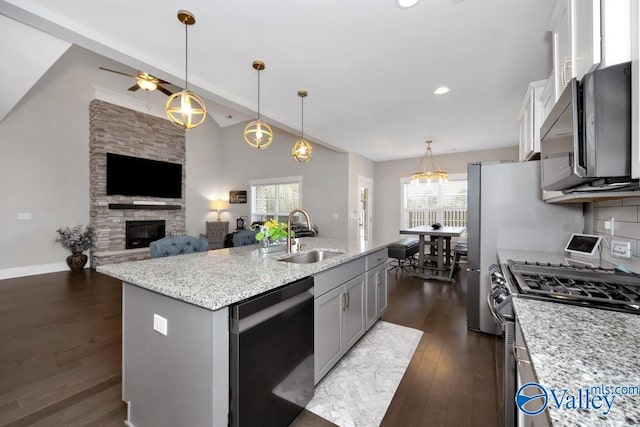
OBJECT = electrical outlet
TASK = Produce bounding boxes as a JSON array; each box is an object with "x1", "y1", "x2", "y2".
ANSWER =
[
  {"x1": 611, "y1": 240, "x2": 631, "y2": 259},
  {"x1": 604, "y1": 220, "x2": 611, "y2": 230},
  {"x1": 153, "y1": 314, "x2": 168, "y2": 336},
  {"x1": 17, "y1": 212, "x2": 32, "y2": 220}
]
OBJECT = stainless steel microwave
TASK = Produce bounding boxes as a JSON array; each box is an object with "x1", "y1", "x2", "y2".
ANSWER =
[{"x1": 540, "y1": 62, "x2": 632, "y2": 192}]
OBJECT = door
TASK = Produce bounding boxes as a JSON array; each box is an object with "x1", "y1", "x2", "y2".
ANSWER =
[
  {"x1": 314, "y1": 285, "x2": 344, "y2": 384},
  {"x1": 342, "y1": 274, "x2": 365, "y2": 350},
  {"x1": 357, "y1": 176, "x2": 373, "y2": 243}
]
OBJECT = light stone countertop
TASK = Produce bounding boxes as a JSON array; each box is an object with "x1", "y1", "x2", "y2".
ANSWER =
[
  {"x1": 97, "y1": 238, "x2": 391, "y2": 311},
  {"x1": 498, "y1": 249, "x2": 640, "y2": 426}
]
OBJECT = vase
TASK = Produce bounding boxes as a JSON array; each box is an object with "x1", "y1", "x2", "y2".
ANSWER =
[{"x1": 66, "y1": 252, "x2": 88, "y2": 272}]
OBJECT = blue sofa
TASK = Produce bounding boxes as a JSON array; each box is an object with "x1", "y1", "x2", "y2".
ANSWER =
[{"x1": 149, "y1": 235, "x2": 209, "y2": 258}]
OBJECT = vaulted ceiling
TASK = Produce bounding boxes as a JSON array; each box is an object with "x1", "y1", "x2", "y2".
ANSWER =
[{"x1": 0, "y1": 0, "x2": 553, "y2": 161}]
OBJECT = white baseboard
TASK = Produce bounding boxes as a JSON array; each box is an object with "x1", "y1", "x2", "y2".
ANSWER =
[{"x1": 0, "y1": 262, "x2": 83, "y2": 280}]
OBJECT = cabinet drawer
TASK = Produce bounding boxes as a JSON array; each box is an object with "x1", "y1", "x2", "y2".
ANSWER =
[
  {"x1": 365, "y1": 249, "x2": 388, "y2": 270},
  {"x1": 314, "y1": 257, "x2": 365, "y2": 298}
]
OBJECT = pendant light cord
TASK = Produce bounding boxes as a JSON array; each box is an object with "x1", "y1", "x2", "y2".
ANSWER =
[
  {"x1": 301, "y1": 96, "x2": 304, "y2": 139},
  {"x1": 257, "y1": 69, "x2": 261, "y2": 121},
  {"x1": 184, "y1": 22, "x2": 189, "y2": 90}
]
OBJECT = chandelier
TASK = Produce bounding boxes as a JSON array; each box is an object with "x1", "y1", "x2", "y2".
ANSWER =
[{"x1": 410, "y1": 140, "x2": 448, "y2": 184}]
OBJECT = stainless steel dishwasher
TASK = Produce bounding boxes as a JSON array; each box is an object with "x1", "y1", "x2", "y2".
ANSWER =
[{"x1": 230, "y1": 276, "x2": 314, "y2": 427}]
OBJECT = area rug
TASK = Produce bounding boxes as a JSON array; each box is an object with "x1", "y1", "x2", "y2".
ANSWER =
[{"x1": 306, "y1": 321, "x2": 423, "y2": 427}]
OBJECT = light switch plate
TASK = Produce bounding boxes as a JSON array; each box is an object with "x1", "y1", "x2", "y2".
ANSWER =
[
  {"x1": 153, "y1": 314, "x2": 168, "y2": 335},
  {"x1": 17, "y1": 212, "x2": 32, "y2": 220},
  {"x1": 611, "y1": 241, "x2": 631, "y2": 259}
]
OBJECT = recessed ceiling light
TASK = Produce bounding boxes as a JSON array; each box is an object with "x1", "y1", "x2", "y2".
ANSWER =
[
  {"x1": 434, "y1": 86, "x2": 450, "y2": 95},
  {"x1": 398, "y1": 0, "x2": 420, "y2": 8}
]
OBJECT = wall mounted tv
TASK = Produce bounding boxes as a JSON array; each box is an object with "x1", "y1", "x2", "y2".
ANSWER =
[{"x1": 106, "y1": 153, "x2": 182, "y2": 199}]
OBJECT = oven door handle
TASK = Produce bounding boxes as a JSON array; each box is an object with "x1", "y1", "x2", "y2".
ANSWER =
[{"x1": 487, "y1": 290, "x2": 505, "y2": 324}]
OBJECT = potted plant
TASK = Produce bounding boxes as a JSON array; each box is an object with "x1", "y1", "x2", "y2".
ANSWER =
[{"x1": 56, "y1": 225, "x2": 95, "y2": 271}]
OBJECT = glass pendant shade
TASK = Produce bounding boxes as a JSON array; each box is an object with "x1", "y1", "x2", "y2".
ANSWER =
[
  {"x1": 292, "y1": 90, "x2": 312, "y2": 163},
  {"x1": 243, "y1": 119, "x2": 274, "y2": 149},
  {"x1": 292, "y1": 138, "x2": 312, "y2": 163},
  {"x1": 166, "y1": 90, "x2": 207, "y2": 129},
  {"x1": 410, "y1": 140, "x2": 448, "y2": 185},
  {"x1": 165, "y1": 10, "x2": 206, "y2": 130},
  {"x1": 244, "y1": 60, "x2": 273, "y2": 149}
]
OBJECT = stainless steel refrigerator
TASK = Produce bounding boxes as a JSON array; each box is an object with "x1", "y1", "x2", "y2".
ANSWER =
[{"x1": 467, "y1": 161, "x2": 584, "y2": 334}]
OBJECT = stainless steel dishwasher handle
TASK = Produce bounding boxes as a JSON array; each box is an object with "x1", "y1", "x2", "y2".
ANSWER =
[{"x1": 237, "y1": 290, "x2": 314, "y2": 333}]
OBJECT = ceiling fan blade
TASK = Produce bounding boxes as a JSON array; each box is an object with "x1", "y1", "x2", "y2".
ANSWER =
[
  {"x1": 157, "y1": 85, "x2": 173, "y2": 97},
  {"x1": 127, "y1": 84, "x2": 140, "y2": 92},
  {"x1": 99, "y1": 67, "x2": 136, "y2": 78}
]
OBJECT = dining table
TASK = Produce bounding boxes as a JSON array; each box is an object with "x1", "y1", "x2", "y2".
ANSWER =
[{"x1": 399, "y1": 225, "x2": 466, "y2": 282}]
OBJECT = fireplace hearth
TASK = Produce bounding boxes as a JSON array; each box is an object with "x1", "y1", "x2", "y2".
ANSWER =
[{"x1": 126, "y1": 220, "x2": 166, "y2": 249}]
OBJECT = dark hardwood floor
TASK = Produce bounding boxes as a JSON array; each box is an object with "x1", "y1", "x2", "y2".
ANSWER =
[{"x1": 0, "y1": 266, "x2": 502, "y2": 427}]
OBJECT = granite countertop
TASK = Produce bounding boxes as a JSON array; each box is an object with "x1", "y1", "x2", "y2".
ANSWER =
[
  {"x1": 97, "y1": 238, "x2": 390, "y2": 311},
  {"x1": 513, "y1": 298, "x2": 640, "y2": 426},
  {"x1": 498, "y1": 249, "x2": 640, "y2": 426}
]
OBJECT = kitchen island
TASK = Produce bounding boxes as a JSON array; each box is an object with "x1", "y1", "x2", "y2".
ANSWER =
[
  {"x1": 97, "y1": 237, "x2": 390, "y2": 427},
  {"x1": 498, "y1": 249, "x2": 640, "y2": 426}
]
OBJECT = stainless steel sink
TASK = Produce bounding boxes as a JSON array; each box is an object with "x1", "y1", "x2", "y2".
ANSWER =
[{"x1": 277, "y1": 250, "x2": 345, "y2": 264}]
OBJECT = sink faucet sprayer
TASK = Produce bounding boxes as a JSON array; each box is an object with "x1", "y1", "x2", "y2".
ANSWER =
[{"x1": 287, "y1": 208, "x2": 311, "y2": 254}]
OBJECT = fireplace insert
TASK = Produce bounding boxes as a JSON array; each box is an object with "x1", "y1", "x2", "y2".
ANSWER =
[{"x1": 126, "y1": 220, "x2": 166, "y2": 249}]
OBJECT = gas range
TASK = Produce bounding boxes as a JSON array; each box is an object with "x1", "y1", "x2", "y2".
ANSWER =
[{"x1": 505, "y1": 260, "x2": 640, "y2": 315}]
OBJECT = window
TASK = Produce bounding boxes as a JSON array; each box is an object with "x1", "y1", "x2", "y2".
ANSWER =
[
  {"x1": 250, "y1": 176, "x2": 302, "y2": 223},
  {"x1": 401, "y1": 174, "x2": 467, "y2": 233}
]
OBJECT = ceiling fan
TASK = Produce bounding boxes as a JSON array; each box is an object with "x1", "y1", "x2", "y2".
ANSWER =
[{"x1": 99, "y1": 67, "x2": 173, "y2": 96}]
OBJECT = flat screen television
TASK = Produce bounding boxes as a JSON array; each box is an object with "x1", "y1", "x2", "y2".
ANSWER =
[{"x1": 106, "y1": 153, "x2": 182, "y2": 199}]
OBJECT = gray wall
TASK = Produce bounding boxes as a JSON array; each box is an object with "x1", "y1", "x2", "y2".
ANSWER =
[
  {"x1": 214, "y1": 123, "x2": 349, "y2": 239},
  {"x1": 373, "y1": 146, "x2": 519, "y2": 244}
]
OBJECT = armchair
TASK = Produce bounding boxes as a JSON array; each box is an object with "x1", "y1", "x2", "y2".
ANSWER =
[{"x1": 149, "y1": 235, "x2": 209, "y2": 258}]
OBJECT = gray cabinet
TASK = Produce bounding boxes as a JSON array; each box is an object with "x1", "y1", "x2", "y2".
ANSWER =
[
  {"x1": 313, "y1": 257, "x2": 367, "y2": 384},
  {"x1": 365, "y1": 263, "x2": 388, "y2": 330},
  {"x1": 313, "y1": 285, "x2": 343, "y2": 385},
  {"x1": 365, "y1": 249, "x2": 389, "y2": 330}
]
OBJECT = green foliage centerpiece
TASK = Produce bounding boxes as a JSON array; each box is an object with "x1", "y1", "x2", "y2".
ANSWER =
[{"x1": 253, "y1": 219, "x2": 292, "y2": 253}]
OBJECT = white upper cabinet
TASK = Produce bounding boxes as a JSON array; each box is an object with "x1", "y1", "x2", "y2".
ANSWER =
[
  {"x1": 549, "y1": 0, "x2": 601, "y2": 99},
  {"x1": 601, "y1": 0, "x2": 632, "y2": 67},
  {"x1": 518, "y1": 80, "x2": 547, "y2": 161},
  {"x1": 573, "y1": 0, "x2": 602, "y2": 79}
]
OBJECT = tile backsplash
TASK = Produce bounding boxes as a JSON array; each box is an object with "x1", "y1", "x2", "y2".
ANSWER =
[{"x1": 592, "y1": 197, "x2": 640, "y2": 271}]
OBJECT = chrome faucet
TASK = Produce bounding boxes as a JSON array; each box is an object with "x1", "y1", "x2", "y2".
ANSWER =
[{"x1": 287, "y1": 208, "x2": 311, "y2": 253}]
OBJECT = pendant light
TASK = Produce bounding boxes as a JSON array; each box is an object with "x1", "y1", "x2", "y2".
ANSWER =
[
  {"x1": 243, "y1": 61, "x2": 274, "y2": 149},
  {"x1": 410, "y1": 140, "x2": 448, "y2": 185},
  {"x1": 165, "y1": 10, "x2": 207, "y2": 130},
  {"x1": 292, "y1": 90, "x2": 312, "y2": 163}
]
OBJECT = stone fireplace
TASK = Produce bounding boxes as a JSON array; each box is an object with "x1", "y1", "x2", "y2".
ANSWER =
[
  {"x1": 89, "y1": 99, "x2": 186, "y2": 267},
  {"x1": 126, "y1": 220, "x2": 166, "y2": 249}
]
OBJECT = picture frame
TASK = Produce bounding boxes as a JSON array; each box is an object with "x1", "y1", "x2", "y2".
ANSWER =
[{"x1": 229, "y1": 190, "x2": 247, "y2": 204}]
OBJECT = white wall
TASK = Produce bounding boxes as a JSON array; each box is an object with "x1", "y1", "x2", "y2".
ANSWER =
[
  {"x1": 374, "y1": 146, "x2": 519, "y2": 244},
  {"x1": 185, "y1": 118, "x2": 225, "y2": 236},
  {"x1": 215, "y1": 123, "x2": 349, "y2": 238}
]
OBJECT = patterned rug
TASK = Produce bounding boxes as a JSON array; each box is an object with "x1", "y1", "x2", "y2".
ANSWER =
[{"x1": 306, "y1": 321, "x2": 423, "y2": 427}]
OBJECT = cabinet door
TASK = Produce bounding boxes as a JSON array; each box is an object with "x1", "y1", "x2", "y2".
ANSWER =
[
  {"x1": 573, "y1": 0, "x2": 601, "y2": 80},
  {"x1": 314, "y1": 285, "x2": 344, "y2": 384},
  {"x1": 365, "y1": 269, "x2": 378, "y2": 330},
  {"x1": 552, "y1": 0, "x2": 573, "y2": 97},
  {"x1": 342, "y1": 274, "x2": 365, "y2": 351},
  {"x1": 376, "y1": 264, "x2": 388, "y2": 316}
]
